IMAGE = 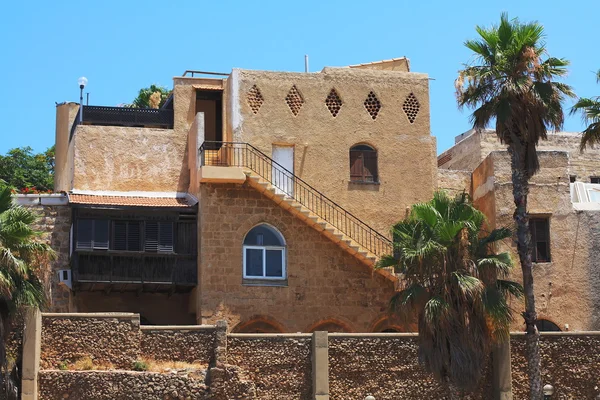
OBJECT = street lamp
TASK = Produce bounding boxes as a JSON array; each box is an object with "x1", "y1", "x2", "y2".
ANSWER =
[
  {"x1": 78, "y1": 76, "x2": 88, "y2": 123},
  {"x1": 543, "y1": 384, "x2": 554, "y2": 399},
  {"x1": 365, "y1": 396, "x2": 376, "y2": 400}
]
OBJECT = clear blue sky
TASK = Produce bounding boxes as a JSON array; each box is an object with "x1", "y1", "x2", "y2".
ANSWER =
[{"x1": 1, "y1": 0, "x2": 598, "y2": 155}]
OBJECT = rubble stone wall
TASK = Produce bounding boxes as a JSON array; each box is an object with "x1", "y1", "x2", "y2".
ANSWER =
[
  {"x1": 226, "y1": 334, "x2": 312, "y2": 400},
  {"x1": 511, "y1": 333, "x2": 600, "y2": 399},
  {"x1": 140, "y1": 326, "x2": 216, "y2": 364}
]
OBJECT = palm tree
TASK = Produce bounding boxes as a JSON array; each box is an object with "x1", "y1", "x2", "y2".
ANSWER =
[
  {"x1": 571, "y1": 70, "x2": 600, "y2": 150},
  {"x1": 0, "y1": 181, "x2": 53, "y2": 398},
  {"x1": 455, "y1": 14, "x2": 574, "y2": 399},
  {"x1": 125, "y1": 84, "x2": 172, "y2": 109},
  {"x1": 377, "y1": 192, "x2": 522, "y2": 398}
]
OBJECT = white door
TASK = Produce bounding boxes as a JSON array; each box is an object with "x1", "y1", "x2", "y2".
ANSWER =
[{"x1": 272, "y1": 145, "x2": 294, "y2": 196}]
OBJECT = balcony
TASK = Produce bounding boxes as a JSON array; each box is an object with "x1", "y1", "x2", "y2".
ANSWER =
[
  {"x1": 76, "y1": 105, "x2": 174, "y2": 129},
  {"x1": 73, "y1": 251, "x2": 197, "y2": 293}
]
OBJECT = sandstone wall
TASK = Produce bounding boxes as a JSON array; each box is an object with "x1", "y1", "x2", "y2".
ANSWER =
[
  {"x1": 140, "y1": 326, "x2": 216, "y2": 364},
  {"x1": 511, "y1": 333, "x2": 600, "y2": 399},
  {"x1": 437, "y1": 168, "x2": 472, "y2": 196},
  {"x1": 227, "y1": 335, "x2": 312, "y2": 400},
  {"x1": 198, "y1": 183, "x2": 397, "y2": 332},
  {"x1": 230, "y1": 67, "x2": 436, "y2": 235}
]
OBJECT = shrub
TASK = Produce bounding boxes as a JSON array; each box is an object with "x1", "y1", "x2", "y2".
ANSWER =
[{"x1": 132, "y1": 360, "x2": 148, "y2": 371}]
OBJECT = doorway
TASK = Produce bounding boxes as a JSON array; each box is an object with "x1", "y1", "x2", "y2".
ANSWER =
[
  {"x1": 272, "y1": 145, "x2": 294, "y2": 196},
  {"x1": 195, "y1": 90, "x2": 223, "y2": 143}
]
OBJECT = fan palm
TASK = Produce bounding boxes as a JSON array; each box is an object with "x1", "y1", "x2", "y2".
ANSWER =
[
  {"x1": 455, "y1": 14, "x2": 574, "y2": 399},
  {"x1": 377, "y1": 192, "x2": 522, "y2": 398},
  {"x1": 0, "y1": 181, "x2": 53, "y2": 398},
  {"x1": 571, "y1": 70, "x2": 600, "y2": 150}
]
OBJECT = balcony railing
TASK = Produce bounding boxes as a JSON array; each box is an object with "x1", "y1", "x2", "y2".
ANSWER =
[
  {"x1": 74, "y1": 105, "x2": 174, "y2": 129},
  {"x1": 199, "y1": 141, "x2": 393, "y2": 258},
  {"x1": 73, "y1": 252, "x2": 197, "y2": 290}
]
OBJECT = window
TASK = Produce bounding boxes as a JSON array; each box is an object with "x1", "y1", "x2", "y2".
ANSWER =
[
  {"x1": 529, "y1": 217, "x2": 551, "y2": 263},
  {"x1": 243, "y1": 224, "x2": 286, "y2": 280},
  {"x1": 113, "y1": 221, "x2": 141, "y2": 251},
  {"x1": 144, "y1": 222, "x2": 174, "y2": 253},
  {"x1": 349, "y1": 144, "x2": 378, "y2": 183},
  {"x1": 536, "y1": 319, "x2": 561, "y2": 332},
  {"x1": 76, "y1": 219, "x2": 109, "y2": 250},
  {"x1": 591, "y1": 176, "x2": 600, "y2": 184}
]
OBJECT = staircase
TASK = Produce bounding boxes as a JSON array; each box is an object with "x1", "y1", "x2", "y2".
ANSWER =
[{"x1": 199, "y1": 142, "x2": 395, "y2": 273}]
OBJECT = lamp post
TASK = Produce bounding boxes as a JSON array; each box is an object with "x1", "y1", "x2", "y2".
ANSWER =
[
  {"x1": 543, "y1": 384, "x2": 554, "y2": 399},
  {"x1": 78, "y1": 76, "x2": 88, "y2": 123}
]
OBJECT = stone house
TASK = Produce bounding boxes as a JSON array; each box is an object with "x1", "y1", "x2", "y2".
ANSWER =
[
  {"x1": 438, "y1": 129, "x2": 600, "y2": 332},
  {"x1": 46, "y1": 58, "x2": 437, "y2": 332}
]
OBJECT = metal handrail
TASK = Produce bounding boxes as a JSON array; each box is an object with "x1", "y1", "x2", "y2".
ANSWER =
[
  {"x1": 182, "y1": 70, "x2": 230, "y2": 78},
  {"x1": 199, "y1": 141, "x2": 393, "y2": 257}
]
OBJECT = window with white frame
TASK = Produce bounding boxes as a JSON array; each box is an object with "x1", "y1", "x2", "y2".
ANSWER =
[{"x1": 243, "y1": 224, "x2": 286, "y2": 280}]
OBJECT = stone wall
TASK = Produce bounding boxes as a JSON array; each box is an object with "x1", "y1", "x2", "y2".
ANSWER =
[
  {"x1": 140, "y1": 326, "x2": 216, "y2": 364},
  {"x1": 328, "y1": 334, "x2": 492, "y2": 400},
  {"x1": 511, "y1": 333, "x2": 600, "y2": 399},
  {"x1": 38, "y1": 371, "x2": 209, "y2": 400},
  {"x1": 41, "y1": 314, "x2": 141, "y2": 370},
  {"x1": 437, "y1": 168, "x2": 472, "y2": 196},
  {"x1": 227, "y1": 334, "x2": 312, "y2": 400},
  {"x1": 198, "y1": 183, "x2": 397, "y2": 332}
]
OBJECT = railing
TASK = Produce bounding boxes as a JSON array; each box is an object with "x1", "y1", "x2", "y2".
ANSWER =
[
  {"x1": 73, "y1": 105, "x2": 174, "y2": 129},
  {"x1": 182, "y1": 70, "x2": 230, "y2": 78},
  {"x1": 73, "y1": 252, "x2": 197, "y2": 287},
  {"x1": 199, "y1": 141, "x2": 393, "y2": 258}
]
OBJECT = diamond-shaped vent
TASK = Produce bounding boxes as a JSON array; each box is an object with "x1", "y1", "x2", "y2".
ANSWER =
[
  {"x1": 285, "y1": 85, "x2": 304, "y2": 116},
  {"x1": 364, "y1": 91, "x2": 381, "y2": 120},
  {"x1": 325, "y1": 88, "x2": 343, "y2": 117},
  {"x1": 247, "y1": 85, "x2": 264, "y2": 114},
  {"x1": 402, "y1": 93, "x2": 420, "y2": 123}
]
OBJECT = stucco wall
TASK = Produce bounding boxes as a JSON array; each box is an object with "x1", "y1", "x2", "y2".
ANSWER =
[
  {"x1": 197, "y1": 183, "x2": 397, "y2": 332},
  {"x1": 489, "y1": 151, "x2": 600, "y2": 331},
  {"x1": 229, "y1": 67, "x2": 436, "y2": 235},
  {"x1": 510, "y1": 333, "x2": 600, "y2": 399},
  {"x1": 227, "y1": 335, "x2": 312, "y2": 400},
  {"x1": 54, "y1": 103, "x2": 79, "y2": 192},
  {"x1": 438, "y1": 129, "x2": 485, "y2": 171},
  {"x1": 72, "y1": 125, "x2": 188, "y2": 192},
  {"x1": 437, "y1": 168, "x2": 472, "y2": 196}
]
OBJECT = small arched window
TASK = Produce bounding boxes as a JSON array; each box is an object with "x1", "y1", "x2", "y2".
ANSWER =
[
  {"x1": 536, "y1": 319, "x2": 561, "y2": 332},
  {"x1": 243, "y1": 224, "x2": 286, "y2": 280},
  {"x1": 350, "y1": 144, "x2": 378, "y2": 183}
]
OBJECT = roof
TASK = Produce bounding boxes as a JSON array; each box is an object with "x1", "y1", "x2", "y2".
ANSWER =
[
  {"x1": 68, "y1": 193, "x2": 197, "y2": 208},
  {"x1": 347, "y1": 57, "x2": 410, "y2": 72}
]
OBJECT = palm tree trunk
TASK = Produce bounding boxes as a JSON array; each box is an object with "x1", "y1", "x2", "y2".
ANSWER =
[
  {"x1": 445, "y1": 376, "x2": 462, "y2": 400},
  {"x1": 509, "y1": 147, "x2": 543, "y2": 400}
]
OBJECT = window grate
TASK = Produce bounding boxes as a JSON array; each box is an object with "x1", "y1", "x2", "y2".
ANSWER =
[
  {"x1": 285, "y1": 85, "x2": 304, "y2": 116},
  {"x1": 325, "y1": 88, "x2": 343, "y2": 117},
  {"x1": 402, "y1": 93, "x2": 420, "y2": 123},
  {"x1": 247, "y1": 85, "x2": 264, "y2": 114},
  {"x1": 363, "y1": 91, "x2": 381, "y2": 120}
]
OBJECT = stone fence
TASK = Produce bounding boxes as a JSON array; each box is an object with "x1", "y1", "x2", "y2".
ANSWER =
[{"x1": 22, "y1": 311, "x2": 600, "y2": 399}]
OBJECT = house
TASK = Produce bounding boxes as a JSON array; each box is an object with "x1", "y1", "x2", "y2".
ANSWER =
[
  {"x1": 439, "y1": 129, "x2": 600, "y2": 332},
  {"x1": 49, "y1": 58, "x2": 437, "y2": 332}
]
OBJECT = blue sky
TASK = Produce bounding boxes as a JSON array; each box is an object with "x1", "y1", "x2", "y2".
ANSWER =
[{"x1": 1, "y1": 0, "x2": 598, "y2": 155}]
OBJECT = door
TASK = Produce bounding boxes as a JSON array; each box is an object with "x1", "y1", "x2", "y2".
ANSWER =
[{"x1": 272, "y1": 145, "x2": 294, "y2": 196}]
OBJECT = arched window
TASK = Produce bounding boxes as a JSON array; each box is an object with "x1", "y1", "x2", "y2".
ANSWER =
[
  {"x1": 350, "y1": 144, "x2": 378, "y2": 183},
  {"x1": 243, "y1": 224, "x2": 286, "y2": 280},
  {"x1": 536, "y1": 319, "x2": 561, "y2": 332}
]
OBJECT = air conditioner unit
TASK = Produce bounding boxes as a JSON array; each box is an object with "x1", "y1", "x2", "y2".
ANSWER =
[{"x1": 58, "y1": 270, "x2": 72, "y2": 289}]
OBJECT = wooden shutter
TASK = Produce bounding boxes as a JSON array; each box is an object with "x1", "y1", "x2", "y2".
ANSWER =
[
  {"x1": 159, "y1": 223, "x2": 174, "y2": 252},
  {"x1": 363, "y1": 151, "x2": 378, "y2": 182},
  {"x1": 113, "y1": 221, "x2": 127, "y2": 251},
  {"x1": 145, "y1": 222, "x2": 159, "y2": 252},
  {"x1": 529, "y1": 218, "x2": 550, "y2": 262},
  {"x1": 350, "y1": 151, "x2": 364, "y2": 182},
  {"x1": 93, "y1": 220, "x2": 110, "y2": 250},
  {"x1": 76, "y1": 219, "x2": 93, "y2": 250},
  {"x1": 128, "y1": 222, "x2": 141, "y2": 251}
]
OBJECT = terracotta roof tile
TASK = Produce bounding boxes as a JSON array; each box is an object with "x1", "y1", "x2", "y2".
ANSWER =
[{"x1": 68, "y1": 194, "x2": 196, "y2": 208}]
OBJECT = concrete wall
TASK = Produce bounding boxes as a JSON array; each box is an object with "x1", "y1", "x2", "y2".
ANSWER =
[
  {"x1": 229, "y1": 67, "x2": 437, "y2": 235},
  {"x1": 197, "y1": 183, "x2": 397, "y2": 332}
]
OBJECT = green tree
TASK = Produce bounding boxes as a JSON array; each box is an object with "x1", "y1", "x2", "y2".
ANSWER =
[
  {"x1": 571, "y1": 70, "x2": 600, "y2": 150},
  {"x1": 0, "y1": 181, "x2": 54, "y2": 398},
  {"x1": 377, "y1": 192, "x2": 522, "y2": 398},
  {"x1": 0, "y1": 146, "x2": 55, "y2": 193},
  {"x1": 455, "y1": 14, "x2": 574, "y2": 399},
  {"x1": 125, "y1": 84, "x2": 171, "y2": 109}
]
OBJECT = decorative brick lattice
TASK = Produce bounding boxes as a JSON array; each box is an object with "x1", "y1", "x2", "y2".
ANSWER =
[
  {"x1": 325, "y1": 88, "x2": 343, "y2": 117},
  {"x1": 247, "y1": 85, "x2": 264, "y2": 114},
  {"x1": 285, "y1": 85, "x2": 304, "y2": 116},
  {"x1": 363, "y1": 91, "x2": 381, "y2": 120},
  {"x1": 402, "y1": 93, "x2": 420, "y2": 123}
]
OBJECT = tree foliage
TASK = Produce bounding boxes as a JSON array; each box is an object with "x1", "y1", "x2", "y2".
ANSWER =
[
  {"x1": 570, "y1": 69, "x2": 600, "y2": 151},
  {"x1": 0, "y1": 181, "x2": 54, "y2": 398},
  {"x1": 125, "y1": 84, "x2": 171, "y2": 109},
  {"x1": 0, "y1": 146, "x2": 55, "y2": 193},
  {"x1": 377, "y1": 191, "x2": 522, "y2": 393}
]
